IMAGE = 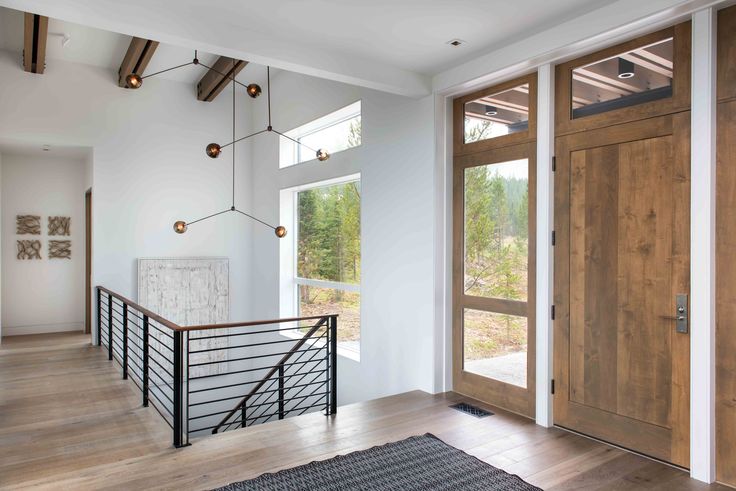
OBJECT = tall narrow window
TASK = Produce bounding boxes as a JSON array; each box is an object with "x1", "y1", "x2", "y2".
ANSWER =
[
  {"x1": 280, "y1": 101, "x2": 362, "y2": 168},
  {"x1": 463, "y1": 159, "x2": 529, "y2": 387},
  {"x1": 288, "y1": 177, "x2": 361, "y2": 353}
]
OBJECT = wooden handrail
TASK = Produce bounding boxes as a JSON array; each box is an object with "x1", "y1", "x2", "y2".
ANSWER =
[
  {"x1": 96, "y1": 286, "x2": 337, "y2": 332},
  {"x1": 97, "y1": 286, "x2": 181, "y2": 331},
  {"x1": 212, "y1": 316, "x2": 330, "y2": 433}
]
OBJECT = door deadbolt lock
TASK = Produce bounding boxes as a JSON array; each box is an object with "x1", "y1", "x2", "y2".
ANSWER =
[{"x1": 676, "y1": 294, "x2": 688, "y2": 334}]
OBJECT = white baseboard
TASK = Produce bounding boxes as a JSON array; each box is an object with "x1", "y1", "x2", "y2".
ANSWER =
[{"x1": 2, "y1": 322, "x2": 84, "y2": 336}]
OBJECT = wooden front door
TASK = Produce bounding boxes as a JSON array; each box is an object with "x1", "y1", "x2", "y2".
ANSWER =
[{"x1": 554, "y1": 113, "x2": 691, "y2": 467}]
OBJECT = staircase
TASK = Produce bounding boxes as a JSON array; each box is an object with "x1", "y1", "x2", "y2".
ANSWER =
[{"x1": 96, "y1": 286, "x2": 338, "y2": 447}]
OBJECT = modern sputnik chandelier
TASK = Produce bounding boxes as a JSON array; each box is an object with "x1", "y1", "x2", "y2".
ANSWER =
[{"x1": 124, "y1": 51, "x2": 331, "y2": 238}]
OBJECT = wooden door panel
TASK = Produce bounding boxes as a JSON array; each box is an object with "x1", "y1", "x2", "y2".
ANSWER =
[
  {"x1": 716, "y1": 100, "x2": 736, "y2": 485},
  {"x1": 555, "y1": 114, "x2": 690, "y2": 467}
]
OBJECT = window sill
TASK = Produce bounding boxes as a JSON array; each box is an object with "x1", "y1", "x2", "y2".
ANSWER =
[{"x1": 279, "y1": 329, "x2": 360, "y2": 362}]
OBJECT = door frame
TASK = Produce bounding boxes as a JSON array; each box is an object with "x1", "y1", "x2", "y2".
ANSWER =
[
  {"x1": 452, "y1": 74, "x2": 538, "y2": 417},
  {"x1": 85, "y1": 188, "x2": 92, "y2": 335}
]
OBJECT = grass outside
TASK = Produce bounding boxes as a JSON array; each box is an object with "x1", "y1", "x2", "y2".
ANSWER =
[
  {"x1": 463, "y1": 309, "x2": 527, "y2": 361},
  {"x1": 299, "y1": 287, "x2": 360, "y2": 343}
]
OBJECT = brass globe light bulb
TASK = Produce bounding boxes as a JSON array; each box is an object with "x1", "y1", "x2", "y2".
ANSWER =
[
  {"x1": 274, "y1": 226, "x2": 287, "y2": 238},
  {"x1": 173, "y1": 221, "x2": 188, "y2": 234},
  {"x1": 126, "y1": 73, "x2": 143, "y2": 89},
  {"x1": 316, "y1": 149, "x2": 330, "y2": 161},
  {"x1": 246, "y1": 83, "x2": 262, "y2": 98},
  {"x1": 206, "y1": 143, "x2": 222, "y2": 158}
]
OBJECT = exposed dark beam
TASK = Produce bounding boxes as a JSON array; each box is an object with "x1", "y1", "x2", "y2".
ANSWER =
[
  {"x1": 196, "y1": 57, "x2": 247, "y2": 102},
  {"x1": 23, "y1": 13, "x2": 48, "y2": 74},
  {"x1": 118, "y1": 37, "x2": 159, "y2": 87}
]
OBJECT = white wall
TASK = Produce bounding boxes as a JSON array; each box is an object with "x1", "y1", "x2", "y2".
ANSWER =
[
  {"x1": 1, "y1": 153, "x2": 85, "y2": 335},
  {"x1": 249, "y1": 71, "x2": 437, "y2": 405},
  {"x1": 0, "y1": 49, "x2": 255, "y2": 336}
]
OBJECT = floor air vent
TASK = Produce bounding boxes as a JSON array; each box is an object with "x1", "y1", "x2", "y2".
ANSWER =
[{"x1": 450, "y1": 402, "x2": 494, "y2": 418}]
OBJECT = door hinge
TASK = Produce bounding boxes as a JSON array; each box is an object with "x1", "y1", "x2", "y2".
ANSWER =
[
  {"x1": 551, "y1": 305, "x2": 556, "y2": 320},
  {"x1": 551, "y1": 230, "x2": 556, "y2": 246},
  {"x1": 552, "y1": 156, "x2": 556, "y2": 172},
  {"x1": 551, "y1": 379, "x2": 555, "y2": 395}
]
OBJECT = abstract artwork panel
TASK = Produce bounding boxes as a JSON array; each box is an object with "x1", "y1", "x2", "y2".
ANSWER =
[
  {"x1": 17, "y1": 215, "x2": 41, "y2": 235},
  {"x1": 48, "y1": 216, "x2": 71, "y2": 236},
  {"x1": 138, "y1": 258, "x2": 229, "y2": 377},
  {"x1": 49, "y1": 240, "x2": 72, "y2": 259},
  {"x1": 17, "y1": 240, "x2": 42, "y2": 259}
]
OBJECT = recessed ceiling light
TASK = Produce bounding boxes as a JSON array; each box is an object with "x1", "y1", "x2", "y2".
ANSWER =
[
  {"x1": 446, "y1": 39, "x2": 466, "y2": 47},
  {"x1": 617, "y1": 58, "x2": 635, "y2": 79},
  {"x1": 484, "y1": 105, "x2": 498, "y2": 116},
  {"x1": 42, "y1": 145, "x2": 50, "y2": 151}
]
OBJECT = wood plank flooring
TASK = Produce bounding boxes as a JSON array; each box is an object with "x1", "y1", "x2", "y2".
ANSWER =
[{"x1": 0, "y1": 332, "x2": 729, "y2": 490}]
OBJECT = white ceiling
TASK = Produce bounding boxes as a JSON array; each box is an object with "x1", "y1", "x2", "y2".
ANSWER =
[
  {"x1": 0, "y1": 139, "x2": 91, "y2": 159},
  {"x1": 0, "y1": 0, "x2": 621, "y2": 96},
  {"x1": 0, "y1": 6, "x2": 268, "y2": 85}
]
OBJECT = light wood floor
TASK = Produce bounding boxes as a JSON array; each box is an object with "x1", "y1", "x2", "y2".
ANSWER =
[{"x1": 0, "y1": 332, "x2": 729, "y2": 490}]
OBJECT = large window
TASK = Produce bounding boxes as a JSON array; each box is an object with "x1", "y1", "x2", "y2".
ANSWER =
[
  {"x1": 280, "y1": 101, "x2": 362, "y2": 168},
  {"x1": 281, "y1": 176, "x2": 361, "y2": 355}
]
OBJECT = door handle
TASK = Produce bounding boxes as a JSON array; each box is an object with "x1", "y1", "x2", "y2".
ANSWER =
[
  {"x1": 675, "y1": 294, "x2": 688, "y2": 334},
  {"x1": 659, "y1": 295, "x2": 688, "y2": 333}
]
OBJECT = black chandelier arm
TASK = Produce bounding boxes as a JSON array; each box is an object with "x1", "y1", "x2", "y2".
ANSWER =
[
  {"x1": 267, "y1": 66, "x2": 272, "y2": 127},
  {"x1": 271, "y1": 129, "x2": 319, "y2": 153},
  {"x1": 185, "y1": 208, "x2": 233, "y2": 227},
  {"x1": 196, "y1": 61, "x2": 251, "y2": 91},
  {"x1": 234, "y1": 208, "x2": 278, "y2": 231},
  {"x1": 141, "y1": 61, "x2": 196, "y2": 80},
  {"x1": 219, "y1": 128, "x2": 269, "y2": 149}
]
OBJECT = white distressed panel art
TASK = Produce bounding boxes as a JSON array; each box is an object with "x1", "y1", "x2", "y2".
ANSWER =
[{"x1": 138, "y1": 258, "x2": 229, "y2": 377}]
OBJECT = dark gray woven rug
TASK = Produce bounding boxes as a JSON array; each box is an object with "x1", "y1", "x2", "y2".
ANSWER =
[{"x1": 213, "y1": 433, "x2": 542, "y2": 490}]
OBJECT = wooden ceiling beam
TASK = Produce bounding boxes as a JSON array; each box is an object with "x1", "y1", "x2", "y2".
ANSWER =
[
  {"x1": 23, "y1": 13, "x2": 48, "y2": 74},
  {"x1": 118, "y1": 37, "x2": 159, "y2": 87},
  {"x1": 197, "y1": 57, "x2": 247, "y2": 102}
]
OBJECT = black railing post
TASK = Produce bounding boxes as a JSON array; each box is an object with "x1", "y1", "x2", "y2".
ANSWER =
[
  {"x1": 96, "y1": 288, "x2": 101, "y2": 346},
  {"x1": 278, "y1": 365, "x2": 285, "y2": 420},
  {"x1": 241, "y1": 403, "x2": 247, "y2": 428},
  {"x1": 107, "y1": 293, "x2": 113, "y2": 361},
  {"x1": 142, "y1": 315, "x2": 149, "y2": 407},
  {"x1": 173, "y1": 329, "x2": 183, "y2": 448},
  {"x1": 122, "y1": 304, "x2": 128, "y2": 379},
  {"x1": 330, "y1": 315, "x2": 338, "y2": 415}
]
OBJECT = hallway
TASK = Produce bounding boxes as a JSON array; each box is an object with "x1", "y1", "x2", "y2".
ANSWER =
[{"x1": 0, "y1": 333, "x2": 729, "y2": 490}]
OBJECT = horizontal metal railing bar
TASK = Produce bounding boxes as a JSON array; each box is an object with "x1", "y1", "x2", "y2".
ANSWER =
[
  {"x1": 188, "y1": 365, "x2": 328, "y2": 395},
  {"x1": 148, "y1": 374, "x2": 175, "y2": 407},
  {"x1": 150, "y1": 325, "x2": 175, "y2": 340},
  {"x1": 178, "y1": 315, "x2": 336, "y2": 333},
  {"x1": 97, "y1": 286, "x2": 182, "y2": 331},
  {"x1": 147, "y1": 342, "x2": 174, "y2": 364},
  {"x1": 149, "y1": 387, "x2": 174, "y2": 412},
  {"x1": 253, "y1": 396, "x2": 327, "y2": 422},
  {"x1": 150, "y1": 338, "x2": 174, "y2": 355},
  {"x1": 148, "y1": 354, "x2": 174, "y2": 378},
  {"x1": 188, "y1": 323, "x2": 326, "y2": 341},
  {"x1": 188, "y1": 356, "x2": 323, "y2": 381},
  {"x1": 224, "y1": 397, "x2": 327, "y2": 432},
  {"x1": 188, "y1": 378, "x2": 327, "y2": 409},
  {"x1": 189, "y1": 332, "x2": 327, "y2": 354},
  {"x1": 149, "y1": 396, "x2": 174, "y2": 427},
  {"x1": 248, "y1": 365, "x2": 325, "y2": 416},
  {"x1": 189, "y1": 346, "x2": 325, "y2": 368},
  {"x1": 246, "y1": 350, "x2": 324, "y2": 408},
  {"x1": 147, "y1": 366, "x2": 174, "y2": 390},
  {"x1": 236, "y1": 390, "x2": 328, "y2": 413}
]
